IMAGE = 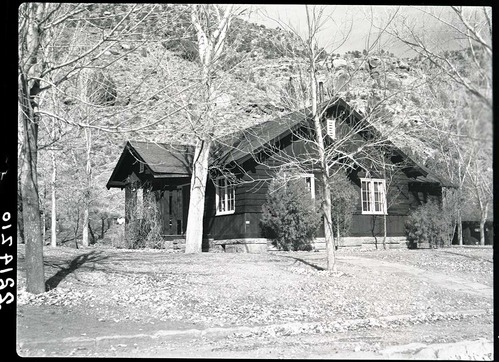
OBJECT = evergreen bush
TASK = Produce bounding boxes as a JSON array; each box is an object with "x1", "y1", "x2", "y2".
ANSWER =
[
  {"x1": 261, "y1": 171, "x2": 321, "y2": 251},
  {"x1": 404, "y1": 199, "x2": 453, "y2": 248}
]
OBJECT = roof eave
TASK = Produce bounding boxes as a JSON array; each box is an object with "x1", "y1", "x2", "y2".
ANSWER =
[{"x1": 106, "y1": 141, "x2": 135, "y2": 189}]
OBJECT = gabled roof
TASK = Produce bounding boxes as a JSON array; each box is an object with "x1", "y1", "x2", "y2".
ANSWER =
[
  {"x1": 214, "y1": 106, "x2": 313, "y2": 165},
  {"x1": 128, "y1": 141, "x2": 193, "y2": 175},
  {"x1": 214, "y1": 97, "x2": 369, "y2": 166},
  {"x1": 107, "y1": 97, "x2": 455, "y2": 189},
  {"x1": 106, "y1": 141, "x2": 193, "y2": 189}
]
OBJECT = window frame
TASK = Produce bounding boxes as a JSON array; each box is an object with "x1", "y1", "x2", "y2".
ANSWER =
[
  {"x1": 301, "y1": 173, "x2": 316, "y2": 199},
  {"x1": 215, "y1": 176, "x2": 235, "y2": 216},
  {"x1": 360, "y1": 178, "x2": 387, "y2": 215}
]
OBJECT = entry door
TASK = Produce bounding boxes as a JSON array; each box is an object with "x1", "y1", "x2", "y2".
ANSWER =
[{"x1": 160, "y1": 188, "x2": 183, "y2": 235}]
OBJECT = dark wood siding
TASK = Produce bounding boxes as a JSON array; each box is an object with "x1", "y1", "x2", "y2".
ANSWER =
[
  {"x1": 349, "y1": 214, "x2": 406, "y2": 237},
  {"x1": 204, "y1": 126, "x2": 443, "y2": 240},
  {"x1": 204, "y1": 161, "x2": 271, "y2": 239},
  {"x1": 238, "y1": 162, "x2": 272, "y2": 214}
]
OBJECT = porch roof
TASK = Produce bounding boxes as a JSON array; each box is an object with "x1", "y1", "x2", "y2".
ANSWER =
[
  {"x1": 129, "y1": 141, "x2": 193, "y2": 175},
  {"x1": 106, "y1": 141, "x2": 193, "y2": 189}
]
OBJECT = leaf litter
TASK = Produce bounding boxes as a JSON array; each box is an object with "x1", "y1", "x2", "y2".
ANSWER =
[{"x1": 17, "y1": 245, "x2": 493, "y2": 330}]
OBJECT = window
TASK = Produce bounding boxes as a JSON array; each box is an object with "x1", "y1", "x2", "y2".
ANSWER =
[
  {"x1": 326, "y1": 118, "x2": 336, "y2": 139},
  {"x1": 216, "y1": 177, "x2": 235, "y2": 215},
  {"x1": 302, "y1": 174, "x2": 316, "y2": 199},
  {"x1": 360, "y1": 178, "x2": 387, "y2": 215},
  {"x1": 139, "y1": 162, "x2": 144, "y2": 173}
]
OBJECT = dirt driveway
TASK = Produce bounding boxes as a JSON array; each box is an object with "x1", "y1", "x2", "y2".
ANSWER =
[
  {"x1": 293, "y1": 252, "x2": 493, "y2": 299},
  {"x1": 16, "y1": 246, "x2": 493, "y2": 358}
]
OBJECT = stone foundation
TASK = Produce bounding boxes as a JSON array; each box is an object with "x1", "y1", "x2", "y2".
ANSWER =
[
  {"x1": 208, "y1": 236, "x2": 408, "y2": 253},
  {"x1": 312, "y1": 236, "x2": 407, "y2": 250},
  {"x1": 213, "y1": 238, "x2": 268, "y2": 253}
]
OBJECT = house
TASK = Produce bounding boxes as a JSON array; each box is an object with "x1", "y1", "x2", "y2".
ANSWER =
[
  {"x1": 453, "y1": 220, "x2": 494, "y2": 245},
  {"x1": 106, "y1": 97, "x2": 454, "y2": 252}
]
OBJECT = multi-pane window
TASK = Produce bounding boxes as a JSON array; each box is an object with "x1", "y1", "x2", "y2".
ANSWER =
[
  {"x1": 360, "y1": 178, "x2": 387, "y2": 215},
  {"x1": 216, "y1": 177, "x2": 235, "y2": 215}
]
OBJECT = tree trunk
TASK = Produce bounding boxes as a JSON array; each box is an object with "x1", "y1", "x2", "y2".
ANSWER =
[
  {"x1": 50, "y1": 148, "x2": 57, "y2": 247},
  {"x1": 41, "y1": 210, "x2": 46, "y2": 243},
  {"x1": 17, "y1": 165, "x2": 25, "y2": 244},
  {"x1": 17, "y1": 213, "x2": 25, "y2": 244},
  {"x1": 185, "y1": 4, "x2": 233, "y2": 254},
  {"x1": 371, "y1": 216, "x2": 378, "y2": 249},
  {"x1": 82, "y1": 208, "x2": 90, "y2": 247},
  {"x1": 88, "y1": 222, "x2": 96, "y2": 244},
  {"x1": 383, "y1": 214, "x2": 387, "y2": 249},
  {"x1": 336, "y1": 216, "x2": 341, "y2": 249},
  {"x1": 185, "y1": 139, "x2": 211, "y2": 253},
  {"x1": 19, "y1": 95, "x2": 45, "y2": 294},
  {"x1": 101, "y1": 218, "x2": 105, "y2": 239},
  {"x1": 479, "y1": 220, "x2": 486, "y2": 246},
  {"x1": 457, "y1": 209, "x2": 463, "y2": 245},
  {"x1": 322, "y1": 179, "x2": 336, "y2": 271},
  {"x1": 82, "y1": 128, "x2": 92, "y2": 247},
  {"x1": 479, "y1": 203, "x2": 488, "y2": 246},
  {"x1": 307, "y1": 30, "x2": 335, "y2": 271}
]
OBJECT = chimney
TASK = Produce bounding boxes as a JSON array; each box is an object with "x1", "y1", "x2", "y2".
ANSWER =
[{"x1": 318, "y1": 81, "x2": 324, "y2": 104}]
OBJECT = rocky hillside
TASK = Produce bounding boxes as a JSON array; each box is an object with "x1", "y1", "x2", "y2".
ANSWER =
[{"x1": 71, "y1": 4, "x2": 464, "y2": 167}]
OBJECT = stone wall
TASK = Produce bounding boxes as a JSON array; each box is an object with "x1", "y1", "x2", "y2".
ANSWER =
[
  {"x1": 213, "y1": 238, "x2": 268, "y2": 253},
  {"x1": 211, "y1": 236, "x2": 408, "y2": 253},
  {"x1": 312, "y1": 236, "x2": 407, "y2": 250}
]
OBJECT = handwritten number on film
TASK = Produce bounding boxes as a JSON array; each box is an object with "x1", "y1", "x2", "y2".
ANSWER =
[{"x1": 0, "y1": 212, "x2": 14, "y2": 308}]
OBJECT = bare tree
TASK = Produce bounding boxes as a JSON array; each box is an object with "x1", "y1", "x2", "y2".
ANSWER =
[
  {"x1": 386, "y1": 6, "x2": 493, "y2": 245},
  {"x1": 466, "y1": 110, "x2": 492, "y2": 245},
  {"x1": 184, "y1": 4, "x2": 237, "y2": 253},
  {"x1": 388, "y1": 6, "x2": 491, "y2": 109},
  {"x1": 50, "y1": 118, "x2": 57, "y2": 247},
  {"x1": 18, "y1": 3, "x2": 166, "y2": 293},
  {"x1": 258, "y1": 5, "x2": 422, "y2": 270}
]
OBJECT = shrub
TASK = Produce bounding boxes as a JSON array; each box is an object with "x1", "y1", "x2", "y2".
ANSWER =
[
  {"x1": 86, "y1": 69, "x2": 117, "y2": 106},
  {"x1": 137, "y1": 190, "x2": 165, "y2": 249},
  {"x1": 260, "y1": 171, "x2": 321, "y2": 251},
  {"x1": 125, "y1": 188, "x2": 165, "y2": 249},
  {"x1": 405, "y1": 199, "x2": 453, "y2": 248}
]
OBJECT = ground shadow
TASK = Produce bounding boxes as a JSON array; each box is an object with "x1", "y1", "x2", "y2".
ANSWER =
[
  {"x1": 442, "y1": 250, "x2": 493, "y2": 263},
  {"x1": 279, "y1": 254, "x2": 325, "y2": 271},
  {"x1": 45, "y1": 251, "x2": 109, "y2": 291}
]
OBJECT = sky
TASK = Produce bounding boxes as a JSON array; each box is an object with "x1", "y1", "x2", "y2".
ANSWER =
[{"x1": 244, "y1": 5, "x2": 472, "y2": 58}]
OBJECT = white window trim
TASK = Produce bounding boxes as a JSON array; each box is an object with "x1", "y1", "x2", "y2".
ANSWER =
[
  {"x1": 215, "y1": 177, "x2": 235, "y2": 216},
  {"x1": 360, "y1": 178, "x2": 387, "y2": 215},
  {"x1": 301, "y1": 173, "x2": 315, "y2": 199}
]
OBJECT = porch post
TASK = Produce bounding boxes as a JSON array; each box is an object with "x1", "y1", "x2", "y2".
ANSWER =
[{"x1": 125, "y1": 183, "x2": 138, "y2": 248}]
